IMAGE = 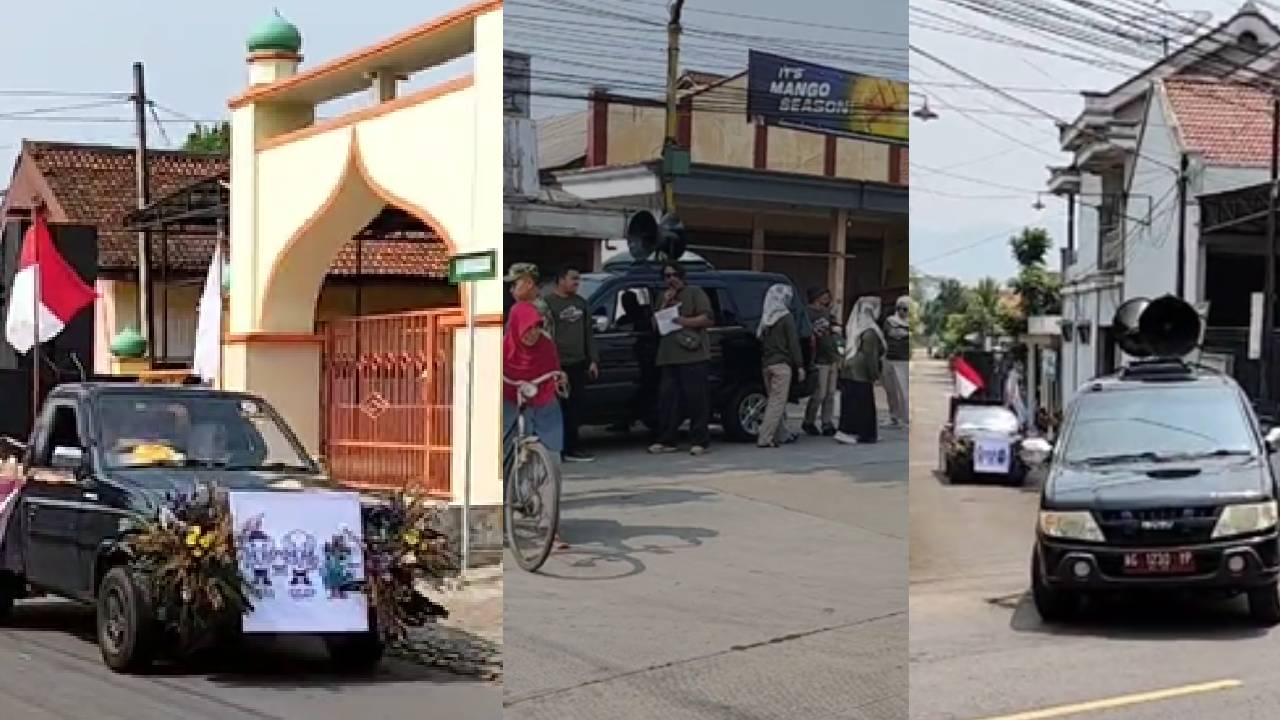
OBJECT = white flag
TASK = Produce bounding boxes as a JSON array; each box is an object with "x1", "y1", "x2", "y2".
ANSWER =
[{"x1": 193, "y1": 244, "x2": 223, "y2": 385}]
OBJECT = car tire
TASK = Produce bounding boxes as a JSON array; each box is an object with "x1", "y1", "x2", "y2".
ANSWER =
[
  {"x1": 723, "y1": 385, "x2": 767, "y2": 442},
  {"x1": 325, "y1": 630, "x2": 386, "y2": 674},
  {"x1": 1248, "y1": 583, "x2": 1280, "y2": 626},
  {"x1": 1031, "y1": 552, "x2": 1077, "y2": 623},
  {"x1": 97, "y1": 566, "x2": 159, "y2": 673}
]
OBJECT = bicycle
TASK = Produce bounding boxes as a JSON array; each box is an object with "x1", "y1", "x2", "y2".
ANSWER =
[{"x1": 503, "y1": 371, "x2": 567, "y2": 572}]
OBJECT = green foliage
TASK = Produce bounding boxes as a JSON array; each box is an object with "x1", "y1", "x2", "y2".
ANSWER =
[
  {"x1": 1004, "y1": 226, "x2": 1061, "y2": 338},
  {"x1": 183, "y1": 122, "x2": 231, "y2": 153},
  {"x1": 1009, "y1": 227, "x2": 1052, "y2": 267},
  {"x1": 923, "y1": 278, "x2": 966, "y2": 341}
]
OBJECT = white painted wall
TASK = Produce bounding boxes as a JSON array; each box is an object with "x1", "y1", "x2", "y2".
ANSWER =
[{"x1": 1123, "y1": 94, "x2": 1181, "y2": 303}]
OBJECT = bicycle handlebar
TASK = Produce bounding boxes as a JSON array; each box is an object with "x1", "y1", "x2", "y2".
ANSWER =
[{"x1": 503, "y1": 371, "x2": 568, "y2": 402}]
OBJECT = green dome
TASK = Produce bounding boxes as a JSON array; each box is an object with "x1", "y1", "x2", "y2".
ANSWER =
[
  {"x1": 247, "y1": 10, "x2": 302, "y2": 54},
  {"x1": 110, "y1": 328, "x2": 146, "y2": 359}
]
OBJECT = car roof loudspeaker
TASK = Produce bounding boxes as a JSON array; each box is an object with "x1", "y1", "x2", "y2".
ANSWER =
[
  {"x1": 625, "y1": 211, "x2": 659, "y2": 261},
  {"x1": 1137, "y1": 294, "x2": 1201, "y2": 358},
  {"x1": 1112, "y1": 297, "x2": 1151, "y2": 357},
  {"x1": 657, "y1": 213, "x2": 687, "y2": 261}
]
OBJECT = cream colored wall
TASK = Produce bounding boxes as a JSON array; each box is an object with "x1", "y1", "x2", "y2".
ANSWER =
[
  {"x1": 836, "y1": 137, "x2": 889, "y2": 183},
  {"x1": 766, "y1": 126, "x2": 825, "y2": 175},
  {"x1": 226, "y1": 7, "x2": 503, "y2": 508},
  {"x1": 606, "y1": 103, "x2": 664, "y2": 166},
  {"x1": 690, "y1": 76, "x2": 752, "y2": 168}
]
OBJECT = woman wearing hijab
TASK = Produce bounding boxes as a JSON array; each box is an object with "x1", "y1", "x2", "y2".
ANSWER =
[
  {"x1": 504, "y1": 300, "x2": 568, "y2": 548},
  {"x1": 881, "y1": 296, "x2": 911, "y2": 428},
  {"x1": 756, "y1": 283, "x2": 805, "y2": 448},
  {"x1": 503, "y1": 301, "x2": 565, "y2": 463},
  {"x1": 836, "y1": 296, "x2": 886, "y2": 445}
]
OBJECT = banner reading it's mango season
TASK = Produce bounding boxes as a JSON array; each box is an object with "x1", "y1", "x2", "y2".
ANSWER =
[{"x1": 746, "y1": 50, "x2": 908, "y2": 145}]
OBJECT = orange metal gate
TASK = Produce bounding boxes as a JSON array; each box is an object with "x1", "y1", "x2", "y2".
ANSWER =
[{"x1": 319, "y1": 309, "x2": 462, "y2": 495}]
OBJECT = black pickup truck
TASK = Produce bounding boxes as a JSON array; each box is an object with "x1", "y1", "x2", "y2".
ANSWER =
[{"x1": 0, "y1": 382, "x2": 385, "y2": 673}]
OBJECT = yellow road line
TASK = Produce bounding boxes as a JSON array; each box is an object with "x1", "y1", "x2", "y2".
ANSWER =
[{"x1": 972, "y1": 679, "x2": 1243, "y2": 720}]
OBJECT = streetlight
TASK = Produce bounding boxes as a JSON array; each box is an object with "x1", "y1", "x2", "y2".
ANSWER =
[
  {"x1": 913, "y1": 97, "x2": 938, "y2": 121},
  {"x1": 1032, "y1": 194, "x2": 1045, "y2": 211}
]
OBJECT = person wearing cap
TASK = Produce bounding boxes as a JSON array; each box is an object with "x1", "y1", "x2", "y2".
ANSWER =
[
  {"x1": 802, "y1": 287, "x2": 841, "y2": 437},
  {"x1": 506, "y1": 263, "x2": 554, "y2": 339},
  {"x1": 649, "y1": 261, "x2": 714, "y2": 456},
  {"x1": 881, "y1": 296, "x2": 911, "y2": 428}
]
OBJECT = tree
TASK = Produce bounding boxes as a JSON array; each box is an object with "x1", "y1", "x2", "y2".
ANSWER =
[
  {"x1": 924, "y1": 278, "x2": 966, "y2": 340},
  {"x1": 183, "y1": 122, "x2": 231, "y2": 153},
  {"x1": 1006, "y1": 227, "x2": 1062, "y2": 337}
]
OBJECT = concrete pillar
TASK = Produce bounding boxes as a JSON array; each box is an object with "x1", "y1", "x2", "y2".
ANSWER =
[
  {"x1": 1027, "y1": 341, "x2": 1039, "y2": 432},
  {"x1": 369, "y1": 69, "x2": 400, "y2": 102},
  {"x1": 829, "y1": 209, "x2": 848, "y2": 319},
  {"x1": 751, "y1": 215, "x2": 765, "y2": 272}
]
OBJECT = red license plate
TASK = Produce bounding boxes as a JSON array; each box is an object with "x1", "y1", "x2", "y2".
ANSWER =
[{"x1": 1122, "y1": 551, "x2": 1195, "y2": 574}]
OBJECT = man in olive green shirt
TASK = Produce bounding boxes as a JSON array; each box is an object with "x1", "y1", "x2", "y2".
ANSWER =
[
  {"x1": 649, "y1": 262, "x2": 714, "y2": 455},
  {"x1": 546, "y1": 266, "x2": 599, "y2": 462}
]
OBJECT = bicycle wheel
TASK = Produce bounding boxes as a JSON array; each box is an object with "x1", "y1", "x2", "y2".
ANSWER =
[{"x1": 505, "y1": 440, "x2": 561, "y2": 572}]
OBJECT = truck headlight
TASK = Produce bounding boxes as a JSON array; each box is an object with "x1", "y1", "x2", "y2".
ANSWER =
[
  {"x1": 1039, "y1": 510, "x2": 1105, "y2": 542},
  {"x1": 1212, "y1": 501, "x2": 1279, "y2": 539}
]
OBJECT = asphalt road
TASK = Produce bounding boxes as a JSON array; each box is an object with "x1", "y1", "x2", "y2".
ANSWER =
[
  {"x1": 0, "y1": 599, "x2": 500, "y2": 719},
  {"x1": 505, "y1": 408, "x2": 908, "y2": 719},
  {"x1": 908, "y1": 358, "x2": 1280, "y2": 720}
]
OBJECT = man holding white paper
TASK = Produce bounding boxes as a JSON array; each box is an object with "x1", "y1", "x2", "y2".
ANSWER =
[{"x1": 649, "y1": 262, "x2": 714, "y2": 456}]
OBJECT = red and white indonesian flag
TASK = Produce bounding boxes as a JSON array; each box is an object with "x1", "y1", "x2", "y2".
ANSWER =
[
  {"x1": 953, "y1": 356, "x2": 985, "y2": 398},
  {"x1": 4, "y1": 212, "x2": 96, "y2": 354}
]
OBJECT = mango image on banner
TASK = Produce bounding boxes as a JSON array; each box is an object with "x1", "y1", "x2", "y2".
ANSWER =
[{"x1": 850, "y1": 75, "x2": 908, "y2": 141}]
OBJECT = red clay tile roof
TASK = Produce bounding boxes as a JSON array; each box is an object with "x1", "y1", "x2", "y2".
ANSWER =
[
  {"x1": 1162, "y1": 77, "x2": 1274, "y2": 167},
  {"x1": 20, "y1": 141, "x2": 445, "y2": 277}
]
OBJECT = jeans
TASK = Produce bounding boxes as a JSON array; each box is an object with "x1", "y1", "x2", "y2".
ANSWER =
[
  {"x1": 560, "y1": 361, "x2": 590, "y2": 454},
  {"x1": 503, "y1": 398, "x2": 565, "y2": 456},
  {"x1": 657, "y1": 361, "x2": 711, "y2": 448}
]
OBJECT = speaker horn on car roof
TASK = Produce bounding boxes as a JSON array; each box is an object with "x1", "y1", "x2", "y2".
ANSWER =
[
  {"x1": 625, "y1": 210, "x2": 659, "y2": 261},
  {"x1": 1112, "y1": 294, "x2": 1202, "y2": 359}
]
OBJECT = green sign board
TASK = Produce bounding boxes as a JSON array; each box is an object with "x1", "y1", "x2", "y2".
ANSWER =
[{"x1": 448, "y1": 250, "x2": 497, "y2": 283}]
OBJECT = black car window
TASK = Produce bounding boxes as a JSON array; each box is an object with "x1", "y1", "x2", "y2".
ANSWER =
[
  {"x1": 714, "y1": 288, "x2": 739, "y2": 327},
  {"x1": 1061, "y1": 386, "x2": 1258, "y2": 464},
  {"x1": 609, "y1": 287, "x2": 652, "y2": 332},
  {"x1": 38, "y1": 404, "x2": 83, "y2": 466},
  {"x1": 728, "y1": 279, "x2": 771, "y2": 330}
]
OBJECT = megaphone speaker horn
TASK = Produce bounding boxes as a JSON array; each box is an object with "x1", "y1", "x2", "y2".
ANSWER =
[
  {"x1": 625, "y1": 211, "x2": 659, "y2": 261},
  {"x1": 1113, "y1": 297, "x2": 1151, "y2": 358},
  {"x1": 657, "y1": 212, "x2": 688, "y2": 261},
  {"x1": 1138, "y1": 294, "x2": 1201, "y2": 358}
]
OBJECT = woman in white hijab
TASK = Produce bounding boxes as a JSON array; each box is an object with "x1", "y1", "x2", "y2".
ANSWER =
[
  {"x1": 836, "y1": 296, "x2": 886, "y2": 445},
  {"x1": 756, "y1": 284, "x2": 804, "y2": 447},
  {"x1": 881, "y1": 296, "x2": 911, "y2": 428}
]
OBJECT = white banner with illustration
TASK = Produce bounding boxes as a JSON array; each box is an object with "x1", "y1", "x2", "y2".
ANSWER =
[{"x1": 229, "y1": 491, "x2": 368, "y2": 633}]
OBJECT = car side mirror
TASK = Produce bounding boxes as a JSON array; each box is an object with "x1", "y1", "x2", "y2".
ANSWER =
[
  {"x1": 1020, "y1": 437, "x2": 1053, "y2": 466},
  {"x1": 51, "y1": 446, "x2": 84, "y2": 471},
  {"x1": 1266, "y1": 427, "x2": 1280, "y2": 454},
  {"x1": 594, "y1": 315, "x2": 609, "y2": 333}
]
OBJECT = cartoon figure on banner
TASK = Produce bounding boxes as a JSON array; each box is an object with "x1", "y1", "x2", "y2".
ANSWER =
[
  {"x1": 322, "y1": 529, "x2": 361, "y2": 600},
  {"x1": 237, "y1": 514, "x2": 277, "y2": 598},
  {"x1": 282, "y1": 529, "x2": 320, "y2": 599}
]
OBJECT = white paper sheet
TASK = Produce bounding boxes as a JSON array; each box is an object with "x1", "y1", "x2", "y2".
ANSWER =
[
  {"x1": 973, "y1": 437, "x2": 1012, "y2": 474},
  {"x1": 229, "y1": 491, "x2": 369, "y2": 633},
  {"x1": 655, "y1": 303, "x2": 682, "y2": 336}
]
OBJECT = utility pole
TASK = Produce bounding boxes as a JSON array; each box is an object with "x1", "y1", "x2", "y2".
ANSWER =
[
  {"x1": 661, "y1": 0, "x2": 686, "y2": 215},
  {"x1": 1176, "y1": 153, "x2": 1188, "y2": 299},
  {"x1": 131, "y1": 61, "x2": 155, "y2": 362},
  {"x1": 1263, "y1": 95, "x2": 1279, "y2": 403}
]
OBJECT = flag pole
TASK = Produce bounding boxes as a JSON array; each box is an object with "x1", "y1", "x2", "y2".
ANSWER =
[{"x1": 30, "y1": 203, "x2": 43, "y2": 430}]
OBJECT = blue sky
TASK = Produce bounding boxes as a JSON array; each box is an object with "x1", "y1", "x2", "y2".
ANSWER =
[
  {"x1": 0, "y1": 1, "x2": 472, "y2": 176},
  {"x1": 909, "y1": 0, "x2": 1252, "y2": 283}
]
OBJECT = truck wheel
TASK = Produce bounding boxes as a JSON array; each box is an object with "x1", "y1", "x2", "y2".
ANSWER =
[
  {"x1": 97, "y1": 566, "x2": 158, "y2": 673},
  {"x1": 325, "y1": 631, "x2": 386, "y2": 674},
  {"x1": 1031, "y1": 553, "x2": 1077, "y2": 623},
  {"x1": 723, "y1": 385, "x2": 767, "y2": 442},
  {"x1": 1248, "y1": 583, "x2": 1280, "y2": 626}
]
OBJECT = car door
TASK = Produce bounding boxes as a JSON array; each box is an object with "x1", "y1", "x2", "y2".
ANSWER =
[
  {"x1": 590, "y1": 283, "x2": 656, "y2": 423},
  {"x1": 22, "y1": 401, "x2": 90, "y2": 596}
]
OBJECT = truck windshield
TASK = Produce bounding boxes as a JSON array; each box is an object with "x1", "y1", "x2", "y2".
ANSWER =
[
  {"x1": 1061, "y1": 386, "x2": 1258, "y2": 465},
  {"x1": 96, "y1": 394, "x2": 314, "y2": 472}
]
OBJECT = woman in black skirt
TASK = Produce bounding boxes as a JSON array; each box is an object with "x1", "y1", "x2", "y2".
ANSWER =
[{"x1": 835, "y1": 296, "x2": 885, "y2": 445}]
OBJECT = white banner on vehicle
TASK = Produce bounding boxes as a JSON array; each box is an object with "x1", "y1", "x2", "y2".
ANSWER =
[
  {"x1": 228, "y1": 491, "x2": 369, "y2": 633},
  {"x1": 973, "y1": 437, "x2": 1012, "y2": 474}
]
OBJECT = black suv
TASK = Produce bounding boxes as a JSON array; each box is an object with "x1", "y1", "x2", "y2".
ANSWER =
[
  {"x1": 572, "y1": 259, "x2": 816, "y2": 441},
  {"x1": 1027, "y1": 361, "x2": 1280, "y2": 625}
]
